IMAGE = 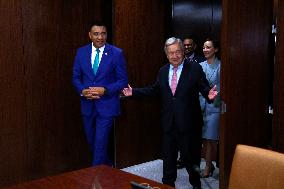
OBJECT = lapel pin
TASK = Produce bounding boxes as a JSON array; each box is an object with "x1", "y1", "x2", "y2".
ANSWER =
[{"x1": 105, "y1": 53, "x2": 108, "y2": 55}]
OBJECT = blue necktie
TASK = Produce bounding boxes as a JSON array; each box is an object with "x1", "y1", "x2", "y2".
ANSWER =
[{"x1": 93, "y1": 48, "x2": 100, "y2": 75}]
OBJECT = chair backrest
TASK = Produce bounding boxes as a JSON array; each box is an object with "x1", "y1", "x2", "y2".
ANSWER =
[{"x1": 228, "y1": 144, "x2": 284, "y2": 189}]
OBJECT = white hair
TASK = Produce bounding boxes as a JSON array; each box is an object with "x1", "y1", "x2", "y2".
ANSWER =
[{"x1": 164, "y1": 37, "x2": 184, "y2": 54}]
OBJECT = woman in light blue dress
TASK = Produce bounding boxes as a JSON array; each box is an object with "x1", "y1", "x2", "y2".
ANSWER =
[{"x1": 199, "y1": 39, "x2": 221, "y2": 177}]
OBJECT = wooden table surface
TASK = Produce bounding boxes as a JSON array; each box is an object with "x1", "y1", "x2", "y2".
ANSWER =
[{"x1": 3, "y1": 165, "x2": 174, "y2": 189}]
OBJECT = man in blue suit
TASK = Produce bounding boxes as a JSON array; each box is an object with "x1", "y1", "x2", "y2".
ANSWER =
[{"x1": 72, "y1": 21, "x2": 128, "y2": 166}]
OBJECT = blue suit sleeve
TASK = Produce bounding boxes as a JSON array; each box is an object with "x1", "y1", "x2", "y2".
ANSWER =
[{"x1": 72, "y1": 50, "x2": 85, "y2": 95}]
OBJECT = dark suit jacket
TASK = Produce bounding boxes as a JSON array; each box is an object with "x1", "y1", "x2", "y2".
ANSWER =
[
  {"x1": 186, "y1": 53, "x2": 206, "y2": 64},
  {"x1": 72, "y1": 43, "x2": 128, "y2": 117},
  {"x1": 133, "y1": 60, "x2": 211, "y2": 134}
]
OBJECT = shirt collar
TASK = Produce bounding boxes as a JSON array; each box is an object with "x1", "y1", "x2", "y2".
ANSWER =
[
  {"x1": 92, "y1": 43, "x2": 105, "y2": 53},
  {"x1": 170, "y1": 60, "x2": 184, "y2": 70}
]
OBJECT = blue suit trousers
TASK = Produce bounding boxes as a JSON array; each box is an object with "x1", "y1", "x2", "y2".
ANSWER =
[{"x1": 82, "y1": 111, "x2": 114, "y2": 166}]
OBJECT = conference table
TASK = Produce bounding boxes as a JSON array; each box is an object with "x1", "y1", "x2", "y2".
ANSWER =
[{"x1": 3, "y1": 165, "x2": 174, "y2": 189}]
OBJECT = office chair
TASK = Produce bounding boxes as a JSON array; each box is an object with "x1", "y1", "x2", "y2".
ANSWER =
[{"x1": 228, "y1": 144, "x2": 284, "y2": 189}]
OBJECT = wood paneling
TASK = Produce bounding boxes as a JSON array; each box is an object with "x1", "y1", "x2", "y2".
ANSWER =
[
  {"x1": 0, "y1": 1, "x2": 25, "y2": 134},
  {"x1": 273, "y1": 0, "x2": 284, "y2": 152},
  {"x1": 0, "y1": 0, "x2": 111, "y2": 187},
  {"x1": 113, "y1": 0, "x2": 166, "y2": 168},
  {"x1": 220, "y1": 0, "x2": 273, "y2": 188},
  {"x1": 22, "y1": 0, "x2": 90, "y2": 179},
  {"x1": 0, "y1": 0, "x2": 27, "y2": 186},
  {"x1": 0, "y1": 133, "x2": 27, "y2": 186}
]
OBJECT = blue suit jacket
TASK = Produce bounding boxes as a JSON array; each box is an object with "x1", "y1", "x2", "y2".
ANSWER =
[{"x1": 72, "y1": 43, "x2": 128, "y2": 117}]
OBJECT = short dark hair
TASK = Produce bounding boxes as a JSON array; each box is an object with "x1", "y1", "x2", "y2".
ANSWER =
[
  {"x1": 89, "y1": 21, "x2": 107, "y2": 30},
  {"x1": 184, "y1": 35, "x2": 198, "y2": 43}
]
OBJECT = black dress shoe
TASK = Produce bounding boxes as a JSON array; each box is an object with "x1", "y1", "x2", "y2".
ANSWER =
[
  {"x1": 163, "y1": 182, "x2": 175, "y2": 187},
  {"x1": 192, "y1": 186, "x2": 202, "y2": 189},
  {"x1": 176, "y1": 158, "x2": 185, "y2": 169}
]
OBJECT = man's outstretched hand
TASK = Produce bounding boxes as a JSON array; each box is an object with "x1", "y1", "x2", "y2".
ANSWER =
[
  {"x1": 122, "y1": 84, "x2": 133, "y2": 96},
  {"x1": 208, "y1": 85, "x2": 218, "y2": 100}
]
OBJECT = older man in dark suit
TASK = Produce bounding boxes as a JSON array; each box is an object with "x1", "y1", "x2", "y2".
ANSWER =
[
  {"x1": 176, "y1": 37, "x2": 206, "y2": 169},
  {"x1": 122, "y1": 37, "x2": 217, "y2": 189}
]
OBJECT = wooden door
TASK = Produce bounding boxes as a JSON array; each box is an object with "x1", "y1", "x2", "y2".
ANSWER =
[
  {"x1": 273, "y1": 0, "x2": 284, "y2": 153},
  {"x1": 172, "y1": 0, "x2": 222, "y2": 54},
  {"x1": 220, "y1": 0, "x2": 273, "y2": 188}
]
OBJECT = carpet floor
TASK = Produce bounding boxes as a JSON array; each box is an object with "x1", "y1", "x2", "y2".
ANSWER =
[{"x1": 122, "y1": 159, "x2": 219, "y2": 189}]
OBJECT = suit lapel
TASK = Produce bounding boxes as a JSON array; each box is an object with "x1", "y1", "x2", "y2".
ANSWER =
[
  {"x1": 160, "y1": 64, "x2": 172, "y2": 95},
  {"x1": 162, "y1": 63, "x2": 191, "y2": 96},
  {"x1": 95, "y1": 44, "x2": 111, "y2": 78},
  {"x1": 84, "y1": 44, "x2": 95, "y2": 79},
  {"x1": 175, "y1": 61, "x2": 190, "y2": 94}
]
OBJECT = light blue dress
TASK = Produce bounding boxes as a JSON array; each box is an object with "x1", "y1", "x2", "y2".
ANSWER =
[{"x1": 199, "y1": 58, "x2": 221, "y2": 140}]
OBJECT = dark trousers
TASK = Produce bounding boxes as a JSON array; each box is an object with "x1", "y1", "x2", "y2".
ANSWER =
[
  {"x1": 162, "y1": 125, "x2": 202, "y2": 188},
  {"x1": 82, "y1": 111, "x2": 114, "y2": 166}
]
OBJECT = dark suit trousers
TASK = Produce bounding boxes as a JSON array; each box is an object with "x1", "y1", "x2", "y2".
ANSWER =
[
  {"x1": 82, "y1": 110, "x2": 114, "y2": 166},
  {"x1": 162, "y1": 121, "x2": 202, "y2": 188}
]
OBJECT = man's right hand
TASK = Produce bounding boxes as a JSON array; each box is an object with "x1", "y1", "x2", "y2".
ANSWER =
[
  {"x1": 82, "y1": 89, "x2": 100, "y2": 100},
  {"x1": 122, "y1": 84, "x2": 133, "y2": 96}
]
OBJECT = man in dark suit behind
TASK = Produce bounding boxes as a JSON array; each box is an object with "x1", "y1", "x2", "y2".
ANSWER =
[
  {"x1": 72, "y1": 21, "x2": 128, "y2": 166},
  {"x1": 183, "y1": 37, "x2": 206, "y2": 64},
  {"x1": 122, "y1": 37, "x2": 217, "y2": 189}
]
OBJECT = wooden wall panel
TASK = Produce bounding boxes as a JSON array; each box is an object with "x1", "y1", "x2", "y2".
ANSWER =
[
  {"x1": 220, "y1": 0, "x2": 273, "y2": 188},
  {"x1": 0, "y1": 133, "x2": 27, "y2": 185},
  {"x1": 23, "y1": 0, "x2": 84, "y2": 178},
  {"x1": 0, "y1": 0, "x2": 111, "y2": 187},
  {"x1": 0, "y1": 2, "x2": 25, "y2": 133},
  {"x1": 0, "y1": 0, "x2": 27, "y2": 186},
  {"x1": 273, "y1": 0, "x2": 284, "y2": 152},
  {"x1": 22, "y1": 0, "x2": 107, "y2": 181},
  {"x1": 113, "y1": 0, "x2": 166, "y2": 168}
]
